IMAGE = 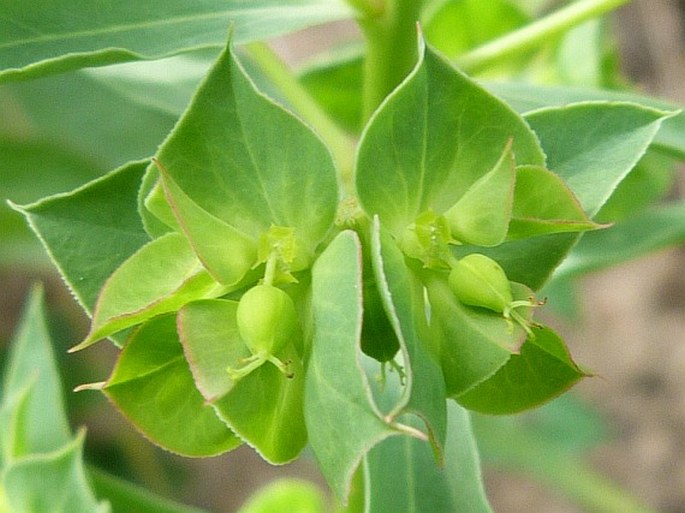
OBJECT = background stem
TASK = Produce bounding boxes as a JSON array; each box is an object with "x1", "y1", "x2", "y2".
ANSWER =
[
  {"x1": 456, "y1": 0, "x2": 633, "y2": 74},
  {"x1": 358, "y1": 0, "x2": 424, "y2": 122}
]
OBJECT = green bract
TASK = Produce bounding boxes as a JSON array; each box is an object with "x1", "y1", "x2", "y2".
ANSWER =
[{"x1": 230, "y1": 284, "x2": 299, "y2": 380}]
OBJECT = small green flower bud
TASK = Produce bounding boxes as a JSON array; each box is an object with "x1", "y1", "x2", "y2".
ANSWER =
[
  {"x1": 228, "y1": 284, "x2": 298, "y2": 380},
  {"x1": 448, "y1": 253, "x2": 541, "y2": 337},
  {"x1": 448, "y1": 253, "x2": 512, "y2": 313}
]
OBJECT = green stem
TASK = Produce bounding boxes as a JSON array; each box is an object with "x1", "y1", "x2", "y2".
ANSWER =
[
  {"x1": 358, "y1": 0, "x2": 424, "y2": 122},
  {"x1": 456, "y1": 0, "x2": 633, "y2": 74},
  {"x1": 243, "y1": 42, "x2": 356, "y2": 195}
]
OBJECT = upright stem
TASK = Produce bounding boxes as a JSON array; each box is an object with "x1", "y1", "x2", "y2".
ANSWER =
[
  {"x1": 357, "y1": 0, "x2": 424, "y2": 122},
  {"x1": 456, "y1": 0, "x2": 633, "y2": 74}
]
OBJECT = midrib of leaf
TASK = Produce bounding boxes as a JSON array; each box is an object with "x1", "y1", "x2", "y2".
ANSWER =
[
  {"x1": 0, "y1": 6, "x2": 341, "y2": 52},
  {"x1": 403, "y1": 435, "x2": 419, "y2": 513},
  {"x1": 109, "y1": 354, "x2": 186, "y2": 386},
  {"x1": 234, "y1": 85, "x2": 281, "y2": 225}
]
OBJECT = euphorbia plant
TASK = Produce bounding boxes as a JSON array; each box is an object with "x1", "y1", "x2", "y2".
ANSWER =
[{"x1": 3, "y1": 0, "x2": 684, "y2": 510}]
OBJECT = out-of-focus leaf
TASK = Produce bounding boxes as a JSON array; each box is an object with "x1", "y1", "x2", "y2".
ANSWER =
[
  {"x1": 3, "y1": 433, "x2": 110, "y2": 513},
  {"x1": 555, "y1": 203, "x2": 685, "y2": 279},
  {"x1": 487, "y1": 82, "x2": 685, "y2": 160},
  {"x1": 423, "y1": 0, "x2": 528, "y2": 59},
  {"x1": 1, "y1": 286, "x2": 70, "y2": 463},
  {"x1": 87, "y1": 466, "x2": 211, "y2": 513},
  {"x1": 0, "y1": 0, "x2": 353, "y2": 83},
  {"x1": 236, "y1": 479, "x2": 327, "y2": 513}
]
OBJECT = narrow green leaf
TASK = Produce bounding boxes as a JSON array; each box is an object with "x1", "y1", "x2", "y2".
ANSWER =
[
  {"x1": 365, "y1": 402, "x2": 492, "y2": 513},
  {"x1": 525, "y1": 102, "x2": 675, "y2": 215},
  {"x1": 87, "y1": 466, "x2": 211, "y2": 513},
  {"x1": 103, "y1": 315, "x2": 241, "y2": 457},
  {"x1": 356, "y1": 35, "x2": 544, "y2": 236},
  {"x1": 306, "y1": 231, "x2": 397, "y2": 501},
  {"x1": 1, "y1": 286, "x2": 71, "y2": 461},
  {"x1": 178, "y1": 299, "x2": 307, "y2": 464},
  {"x1": 370, "y1": 218, "x2": 447, "y2": 454},
  {"x1": 74, "y1": 232, "x2": 222, "y2": 351},
  {"x1": 555, "y1": 203, "x2": 685, "y2": 278},
  {"x1": 0, "y1": 1, "x2": 353, "y2": 83},
  {"x1": 456, "y1": 327, "x2": 588, "y2": 414},
  {"x1": 3, "y1": 432, "x2": 110, "y2": 513},
  {"x1": 155, "y1": 36, "x2": 338, "y2": 257},
  {"x1": 486, "y1": 82, "x2": 685, "y2": 160},
  {"x1": 157, "y1": 163, "x2": 259, "y2": 285},
  {"x1": 508, "y1": 165, "x2": 604, "y2": 239},
  {"x1": 443, "y1": 141, "x2": 516, "y2": 246},
  {"x1": 13, "y1": 161, "x2": 151, "y2": 312},
  {"x1": 0, "y1": 70, "x2": 178, "y2": 171},
  {"x1": 426, "y1": 275, "x2": 530, "y2": 397}
]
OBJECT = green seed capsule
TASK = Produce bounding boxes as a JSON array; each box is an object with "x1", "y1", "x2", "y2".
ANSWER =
[
  {"x1": 448, "y1": 253, "x2": 512, "y2": 313},
  {"x1": 228, "y1": 284, "x2": 298, "y2": 380},
  {"x1": 448, "y1": 253, "x2": 542, "y2": 337}
]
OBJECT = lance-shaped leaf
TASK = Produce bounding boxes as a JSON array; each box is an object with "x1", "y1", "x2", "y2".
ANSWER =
[
  {"x1": 3, "y1": 433, "x2": 110, "y2": 513},
  {"x1": 0, "y1": 0, "x2": 353, "y2": 83},
  {"x1": 356, "y1": 34, "x2": 544, "y2": 236},
  {"x1": 364, "y1": 402, "x2": 493, "y2": 513},
  {"x1": 178, "y1": 299, "x2": 307, "y2": 464},
  {"x1": 72, "y1": 232, "x2": 222, "y2": 352},
  {"x1": 12, "y1": 161, "x2": 151, "y2": 312},
  {"x1": 306, "y1": 231, "x2": 398, "y2": 501},
  {"x1": 507, "y1": 165, "x2": 604, "y2": 240},
  {"x1": 487, "y1": 82, "x2": 685, "y2": 160},
  {"x1": 155, "y1": 35, "x2": 338, "y2": 258},
  {"x1": 101, "y1": 315, "x2": 241, "y2": 457},
  {"x1": 456, "y1": 327, "x2": 589, "y2": 414},
  {"x1": 1, "y1": 286, "x2": 71, "y2": 462},
  {"x1": 370, "y1": 218, "x2": 447, "y2": 454},
  {"x1": 425, "y1": 275, "x2": 532, "y2": 398},
  {"x1": 524, "y1": 102, "x2": 675, "y2": 216},
  {"x1": 443, "y1": 141, "x2": 516, "y2": 246},
  {"x1": 156, "y1": 162, "x2": 258, "y2": 286}
]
